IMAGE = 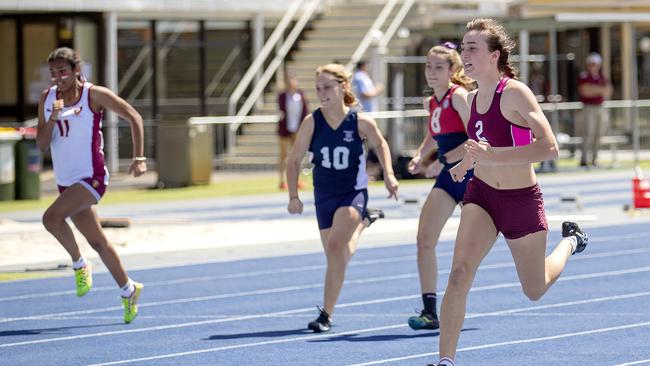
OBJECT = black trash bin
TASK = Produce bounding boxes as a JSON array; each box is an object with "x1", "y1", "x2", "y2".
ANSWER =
[{"x1": 14, "y1": 127, "x2": 41, "y2": 200}]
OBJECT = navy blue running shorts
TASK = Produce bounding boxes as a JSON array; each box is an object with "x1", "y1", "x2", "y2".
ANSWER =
[
  {"x1": 433, "y1": 165, "x2": 473, "y2": 204},
  {"x1": 314, "y1": 189, "x2": 368, "y2": 229}
]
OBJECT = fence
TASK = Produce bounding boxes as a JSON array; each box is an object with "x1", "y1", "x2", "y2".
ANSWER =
[{"x1": 57, "y1": 98, "x2": 650, "y2": 171}]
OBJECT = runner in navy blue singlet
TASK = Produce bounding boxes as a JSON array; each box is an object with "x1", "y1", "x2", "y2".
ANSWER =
[{"x1": 286, "y1": 64, "x2": 398, "y2": 333}]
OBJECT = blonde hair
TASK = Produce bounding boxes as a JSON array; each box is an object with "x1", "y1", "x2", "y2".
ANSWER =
[
  {"x1": 315, "y1": 63, "x2": 357, "y2": 107},
  {"x1": 428, "y1": 44, "x2": 475, "y2": 91},
  {"x1": 465, "y1": 18, "x2": 517, "y2": 79}
]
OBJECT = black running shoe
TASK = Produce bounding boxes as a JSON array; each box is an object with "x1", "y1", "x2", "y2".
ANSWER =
[
  {"x1": 364, "y1": 208, "x2": 385, "y2": 227},
  {"x1": 426, "y1": 357, "x2": 455, "y2": 366},
  {"x1": 408, "y1": 310, "x2": 439, "y2": 330},
  {"x1": 562, "y1": 221, "x2": 589, "y2": 254},
  {"x1": 308, "y1": 306, "x2": 331, "y2": 333}
]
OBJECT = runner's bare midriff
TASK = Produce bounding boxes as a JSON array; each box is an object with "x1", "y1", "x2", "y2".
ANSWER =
[{"x1": 473, "y1": 146, "x2": 536, "y2": 189}]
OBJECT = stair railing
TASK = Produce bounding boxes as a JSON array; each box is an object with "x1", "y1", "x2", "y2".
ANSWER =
[
  {"x1": 125, "y1": 26, "x2": 186, "y2": 102},
  {"x1": 226, "y1": 0, "x2": 322, "y2": 152},
  {"x1": 227, "y1": 0, "x2": 307, "y2": 117},
  {"x1": 205, "y1": 45, "x2": 242, "y2": 98},
  {"x1": 378, "y1": 0, "x2": 415, "y2": 50},
  {"x1": 346, "y1": 0, "x2": 399, "y2": 72}
]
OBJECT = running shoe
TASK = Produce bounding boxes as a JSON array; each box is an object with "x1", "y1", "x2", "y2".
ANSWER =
[
  {"x1": 307, "y1": 306, "x2": 331, "y2": 333},
  {"x1": 426, "y1": 357, "x2": 455, "y2": 366},
  {"x1": 408, "y1": 309, "x2": 439, "y2": 330},
  {"x1": 427, "y1": 357, "x2": 454, "y2": 366},
  {"x1": 365, "y1": 208, "x2": 385, "y2": 227},
  {"x1": 562, "y1": 221, "x2": 589, "y2": 254},
  {"x1": 74, "y1": 261, "x2": 93, "y2": 297},
  {"x1": 122, "y1": 282, "x2": 143, "y2": 324}
]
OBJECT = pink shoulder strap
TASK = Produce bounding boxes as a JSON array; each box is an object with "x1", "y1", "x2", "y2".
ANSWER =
[{"x1": 496, "y1": 78, "x2": 510, "y2": 94}]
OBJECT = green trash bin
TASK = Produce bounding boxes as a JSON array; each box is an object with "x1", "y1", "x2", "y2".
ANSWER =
[
  {"x1": 0, "y1": 128, "x2": 21, "y2": 201},
  {"x1": 157, "y1": 120, "x2": 214, "y2": 188},
  {"x1": 14, "y1": 127, "x2": 41, "y2": 200}
]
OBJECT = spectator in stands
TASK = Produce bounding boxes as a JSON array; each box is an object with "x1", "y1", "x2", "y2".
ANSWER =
[
  {"x1": 352, "y1": 60, "x2": 385, "y2": 179},
  {"x1": 277, "y1": 72, "x2": 309, "y2": 189},
  {"x1": 352, "y1": 60, "x2": 384, "y2": 113},
  {"x1": 577, "y1": 52, "x2": 613, "y2": 167}
]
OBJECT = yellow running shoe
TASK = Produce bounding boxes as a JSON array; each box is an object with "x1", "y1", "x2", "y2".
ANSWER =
[
  {"x1": 74, "y1": 261, "x2": 93, "y2": 297},
  {"x1": 122, "y1": 282, "x2": 143, "y2": 324}
]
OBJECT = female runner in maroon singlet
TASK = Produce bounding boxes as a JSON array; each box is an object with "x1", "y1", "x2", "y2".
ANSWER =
[{"x1": 429, "y1": 19, "x2": 589, "y2": 366}]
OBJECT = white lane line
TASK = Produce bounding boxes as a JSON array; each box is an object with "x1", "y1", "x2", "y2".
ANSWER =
[
  {"x1": 348, "y1": 321, "x2": 650, "y2": 366},
  {"x1": 2, "y1": 245, "x2": 649, "y2": 323},
  {"x1": 0, "y1": 262, "x2": 511, "y2": 323},
  {"x1": 546, "y1": 214, "x2": 598, "y2": 221},
  {"x1": 2, "y1": 266, "x2": 650, "y2": 349},
  {"x1": 1, "y1": 230, "x2": 647, "y2": 303},
  {"x1": 84, "y1": 324, "x2": 406, "y2": 366},
  {"x1": 613, "y1": 359, "x2": 650, "y2": 366},
  {"x1": 0, "y1": 255, "x2": 418, "y2": 302},
  {"x1": 85, "y1": 291, "x2": 650, "y2": 366},
  {"x1": 22, "y1": 313, "x2": 430, "y2": 321}
]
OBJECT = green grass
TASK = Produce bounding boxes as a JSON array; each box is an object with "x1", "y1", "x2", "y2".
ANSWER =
[
  {"x1": 0, "y1": 174, "x2": 305, "y2": 213},
  {"x1": 1, "y1": 158, "x2": 649, "y2": 214}
]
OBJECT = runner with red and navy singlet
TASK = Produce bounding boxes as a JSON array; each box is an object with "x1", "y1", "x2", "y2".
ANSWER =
[
  {"x1": 36, "y1": 47, "x2": 147, "y2": 324},
  {"x1": 428, "y1": 19, "x2": 589, "y2": 366},
  {"x1": 406, "y1": 43, "x2": 474, "y2": 332}
]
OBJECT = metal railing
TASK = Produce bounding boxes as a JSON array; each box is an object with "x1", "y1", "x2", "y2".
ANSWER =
[
  {"x1": 377, "y1": 0, "x2": 415, "y2": 50},
  {"x1": 227, "y1": 0, "x2": 309, "y2": 117},
  {"x1": 346, "y1": 0, "x2": 398, "y2": 72},
  {"x1": 120, "y1": 27, "x2": 186, "y2": 102},
  {"x1": 226, "y1": 0, "x2": 322, "y2": 152},
  {"x1": 190, "y1": 99, "x2": 650, "y2": 169},
  {"x1": 205, "y1": 45, "x2": 242, "y2": 98}
]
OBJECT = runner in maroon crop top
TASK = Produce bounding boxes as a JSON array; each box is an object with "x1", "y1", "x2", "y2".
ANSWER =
[
  {"x1": 428, "y1": 19, "x2": 590, "y2": 366},
  {"x1": 465, "y1": 77, "x2": 533, "y2": 147}
]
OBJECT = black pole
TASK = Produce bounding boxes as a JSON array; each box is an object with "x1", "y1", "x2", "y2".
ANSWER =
[
  {"x1": 150, "y1": 20, "x2": 159, "y2": 122},
  {"x1": 16, "y1": 18, "x2": 25, "y2": 122},
  {"x1": 199, "y1": 20, "x2": 207, "y2": 116}
]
